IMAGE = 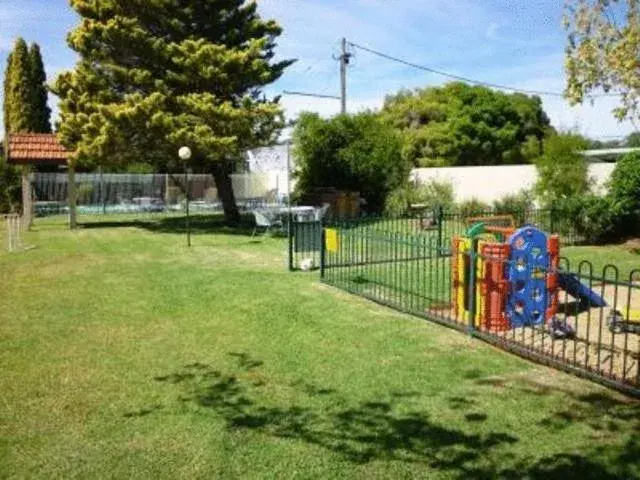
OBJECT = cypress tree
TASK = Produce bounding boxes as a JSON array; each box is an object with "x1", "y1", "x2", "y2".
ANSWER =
[
  {"x1": 4, "y1": 38, "x2": 35, "y2": 134},
  {"x1": 2, "y1": 38, "x2": 52, "y2": 218},
  {"x1": 29, "y1": 43, "x2": 52, "y2": 133},
  {"x1": 54, "y1": 0, "x2": 294, "y2": 223},
  {"x1": 3, "y1": 51, "x2": 13, "y2": 138},
  {"x1": 1, "y1": 42, "x2": 22, "y2": 213}
]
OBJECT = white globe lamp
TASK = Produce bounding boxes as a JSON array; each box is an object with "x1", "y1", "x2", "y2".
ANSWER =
[{"x1": 178, "y1": 146, "x2": 192, "y2": 161}]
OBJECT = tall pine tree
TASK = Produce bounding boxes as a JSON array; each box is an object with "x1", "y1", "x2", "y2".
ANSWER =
[
  {"x1": 3, "y1": 38, "x2": 51, "y2": 135},
  {"x1": 4, "y1": 37, "x2": 34, "y2": 134},
  {"x1": 3, "y1": 51, "x2": 13, "y2": 138},
  {"x1": 2, "y1": 38, "x2": 52, "y2": 216},
  {"x1": 29, "y1": 43, "x2": 52, "y2": 133},
  {"x1": 1, "y1": 42, "x2": 24, "y2": 213},
  {"x1": 54, "y1": 0, "x2": 294, "y2": 223}
]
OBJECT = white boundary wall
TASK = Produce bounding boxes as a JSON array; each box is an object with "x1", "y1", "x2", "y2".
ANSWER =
[{"x1": 411, "y1": 163, "x2": 616, "y2": 203}]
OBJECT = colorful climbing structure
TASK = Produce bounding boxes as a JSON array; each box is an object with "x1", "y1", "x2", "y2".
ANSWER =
[{"x1": 453, "y1": 221, "x2": 559, "y2": 332}]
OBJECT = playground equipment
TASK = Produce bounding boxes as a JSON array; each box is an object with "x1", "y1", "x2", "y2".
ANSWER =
[
  {"x1": 2, "y1": 214, "x2": 22, "y2": 253},
  {"x1": 453, "y1": 218, "x2": 606, "y2": 333},
  {"x1": 607, "y1": 309, "x2": 640, "y2": 334}
]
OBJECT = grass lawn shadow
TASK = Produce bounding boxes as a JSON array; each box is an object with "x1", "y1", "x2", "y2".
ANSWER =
[
  {"x1": 78, "y1": 214, "x2": 291, "y2": 240},
  {"x1": 78, "y1": 214, "x2": 258, "y2": 236},
  {"x1": 132, "y1": 353, "x2": 639, "y2": 478}
]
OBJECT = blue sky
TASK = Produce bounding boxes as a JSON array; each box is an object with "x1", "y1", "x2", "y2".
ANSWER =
[{"x1": 0, "y1": 0, "x2": 636, "y2": 139}]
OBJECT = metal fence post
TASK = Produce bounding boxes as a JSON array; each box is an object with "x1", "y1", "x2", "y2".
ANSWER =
[
  {"x1": 466, "y1": 241, "x2": 477, "y2": 335},
  {"x1": 436, "y1": 205, "x2": 444, "y2": 257},
  {"x1": 320, "y1": 226, "x2": 326, "y2": 279}
]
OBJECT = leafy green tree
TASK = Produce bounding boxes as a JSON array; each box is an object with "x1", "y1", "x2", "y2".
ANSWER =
[
  {"x1": 293, "y1": 112, "x2": 409, "y2": 213},
  {"x1": 534, "y1": 132, "x2": 591, "y2": 206},
  {"x1": 381, "y1": 82, "x2": 552, "y2": 167},
  {"x1": 564, "y1": 0, "x2": 640, "y2": 124},
  {"x1": 54, "y1": 0, "x2": 293, "y2": 223},
  {"x1": 28, "y1": 43, "x2": 51, "y2": 133}
]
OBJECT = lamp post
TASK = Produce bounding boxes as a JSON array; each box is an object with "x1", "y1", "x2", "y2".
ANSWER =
[{"x1": 178, "y1": 146, "x2": 192, "y2": 247}]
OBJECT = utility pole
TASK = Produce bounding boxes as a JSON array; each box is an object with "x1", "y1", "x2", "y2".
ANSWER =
[{"x1": 339, "y1": 38, "x2": 351, "y2": 114}]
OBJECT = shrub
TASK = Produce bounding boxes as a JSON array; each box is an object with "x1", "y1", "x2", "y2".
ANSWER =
[
  {"x1": 77, "y1": 183, "x2": 94, "y2": 204},
  {"x1": 492, "y1": 190, "x2": 535, "y2": 225},
  {"x1": 415, "y1": 179, "x2": 455, "y2": 211},
  {"x1": 534, "y1": 132, "x2": 591, "y2": 206},
  {"x1": 385, "y1": 179, "x2": 455, "y2": 216},
  {"x1": 384, "y1": 185, "x2": 412, "y2": 216},
  {"x1": 457, "y1": 197, "x2": 492, "y2": 219},
  {"x1": 607, "y1": 151, "x2": 640, "y2": 238},
  {"x1": 0, "y1": 158, "x2": 21, "y2": 213},
  {"x1": 553, "y1": 195, "x2": 620, "y2": 244}
]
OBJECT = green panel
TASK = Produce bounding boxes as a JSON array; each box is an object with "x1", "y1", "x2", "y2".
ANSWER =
[{"x1": 294, "y1": 221, "x2": 322, "y2": 252}]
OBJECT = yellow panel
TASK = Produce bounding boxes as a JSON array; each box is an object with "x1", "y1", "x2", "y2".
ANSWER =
[
  {"x1": 475, "y1": 240, "x2": 485, "y2": 328},
  {"x1": 628, "y1": 309, "x2": 640, "y2": 322},
  {"x1": 325, "y1": 228, "x2": 339, "y2": 252},
  {"x1": 454, "y1": 238, "x2": 472, "y2": 322}
]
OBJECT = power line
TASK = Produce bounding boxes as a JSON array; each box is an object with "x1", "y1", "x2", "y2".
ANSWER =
[
  {"x1": 347, "y1": 40, "x2": 619, "y2": 99},
  {"x1": 282, "y1": 90, "x2": 341, "y2": 100}
]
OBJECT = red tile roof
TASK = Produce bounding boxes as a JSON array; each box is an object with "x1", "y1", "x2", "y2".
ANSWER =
[{"x1": 7, "y1": 133, "x2": 69, "y2": 165}]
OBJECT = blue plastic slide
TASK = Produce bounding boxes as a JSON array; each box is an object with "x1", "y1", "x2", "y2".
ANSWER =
[{"x1": 558, "y1": 272, "x2": 608, "y2": 307}]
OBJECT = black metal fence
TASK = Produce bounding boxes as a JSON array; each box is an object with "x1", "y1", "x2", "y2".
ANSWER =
[
  {"x1": 317, "y1": 216, "x2": 640, "y2": 397},
  {"x1": 441, "y1": 207, "x2": 590, "y2": 247},
  {"x1": 288, "y1": 206, "x2": 593, "y2": 270}
]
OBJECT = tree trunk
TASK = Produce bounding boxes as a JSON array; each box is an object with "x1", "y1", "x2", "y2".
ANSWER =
[
  {"x1": 21, "y1": 165, "x2": 32, "y2": 229},
  {"x1": 212, "y1": 163, "x2": 240, "y2": 224},
  {"x1": 68, "y1": 165, "x2": 77, "y2": 230}
]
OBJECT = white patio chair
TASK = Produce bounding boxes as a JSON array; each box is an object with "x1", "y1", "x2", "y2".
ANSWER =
[
  {"x1": 251, "y1": 210, "x2": 282, "y2": 239},
  {"x1": 314, "y1": 203, "x2": 331, "y2": 222}
]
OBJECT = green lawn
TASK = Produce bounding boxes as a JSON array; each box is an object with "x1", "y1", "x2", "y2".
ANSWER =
[
  {"x1": 563, "y1": 245, "x2": 640, "y2": 281},
  {"x1": 1, "y1": 215, "x2": 639, "y2": 479}
]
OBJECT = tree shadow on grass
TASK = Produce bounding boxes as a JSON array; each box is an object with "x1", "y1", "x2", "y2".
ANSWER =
[
  {"x1": 472, "y1": 375, "x2": 640, "y2": 479},
  {"x1": 149, "y1": 359, "x2": 516, "y2": 470},
  {"x1": 127, "y1": 352, "x2": 639, "y2": 478},
  {"x1": 78, "y1": 214, "x2": 259, "y2": 236}
]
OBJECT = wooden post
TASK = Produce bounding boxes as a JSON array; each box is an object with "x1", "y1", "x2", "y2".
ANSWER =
[
  {"x1": 68, "y1": 164, "x2": 77, "y2": 230},
  {"x1": 21, "y1": 165, "x2": 33, "y2": 230}
]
